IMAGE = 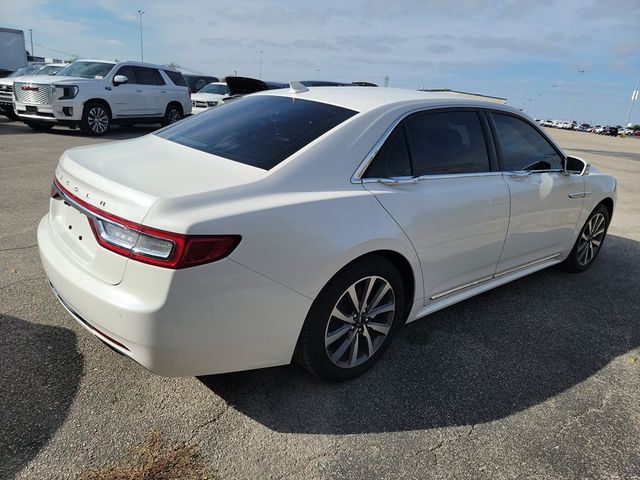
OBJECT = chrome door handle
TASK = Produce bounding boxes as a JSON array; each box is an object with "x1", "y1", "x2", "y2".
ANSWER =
[
  {"x1": 378, "y1": 176, "x2": 421, "y2": 186},
  {"x1": 507, "y1": 171, "x2": 532, "y2": 177}
]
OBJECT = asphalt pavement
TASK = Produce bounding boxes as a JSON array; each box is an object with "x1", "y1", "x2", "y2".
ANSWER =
[{"x1": 1, "y1": 119, "x2": 638, "y2": 479}]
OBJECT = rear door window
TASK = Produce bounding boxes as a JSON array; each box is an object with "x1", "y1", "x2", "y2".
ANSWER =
[
  {"x1": 404, "y1": 111, "x2": 491, "y2": 176},
  {"x1": 491, "y1": 113, "x2": 563, "y2": 171},
  {"x1": 155, "y1": 95, "x2": 357, "y2": 170},
  {"x1": 134, "y1": 67, "x2": 165, "y2": 85}
]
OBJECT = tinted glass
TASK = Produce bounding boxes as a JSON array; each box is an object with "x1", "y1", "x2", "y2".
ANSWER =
[
  {"x1": 364, "y1": 127, "x2": 411, "y2": 178},
  {"x1": 34, "y1": 65, "x2": 64, "y2": 76},
  {"x1": 55, "y1": 61, "x2": 114, "y2": 79},
  {"x1": 492, "y1": 113, "x2": 563, "y2": 171},
  {"x1": 134, "y1": 67, "x2": 164, "y2": 85},
  {"x1": 10, "y1": 65, "x2": 45, "y2": 77},
  {"x1": 156, "y1": 96, "x2": 357, "y2": 170},
  {"x1": 404, "y1": 111, "x2": 490, "y2": 175},
  {"x1": 115, "y1": 66, "x2": 137, "y2": 84},
  {"x1": 165, "y1": 71, "x2": 187, "y2": 86},
  {"x1": 200, "y1": 83, "x2": 230, "y2": 95}
]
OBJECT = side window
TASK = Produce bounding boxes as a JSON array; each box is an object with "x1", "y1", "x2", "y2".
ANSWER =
[
  {"x1": 165, "y1": 71, "x2": 187, "y2": 87},
  {"x1": 492, "y1": 113, "x2": 563, "y2": 171},
  {"x1": 134, "y1": 67, "x2": 165, "y2": 85},
  {"x1": 364, "y1": 127, "x2": 411, "y2": 178},
  {"x1": 115, "y1": 66, "x2": 137, "y2": 84},
  {"x1": 404, "y1": 111, "x2": 491, "y2": 176}
]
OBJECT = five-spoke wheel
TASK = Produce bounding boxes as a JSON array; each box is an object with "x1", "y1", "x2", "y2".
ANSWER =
[{"x1": 561, "y1": 204, "x2": 610, "y2": 272}]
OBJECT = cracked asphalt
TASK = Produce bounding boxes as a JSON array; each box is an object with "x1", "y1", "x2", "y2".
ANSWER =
[{"x1": 1, "y1": 118, "x2": 639, "y2": 479}]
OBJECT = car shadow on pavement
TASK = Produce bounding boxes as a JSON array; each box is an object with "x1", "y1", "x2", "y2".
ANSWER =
[
  {"x1": 0, "y1": 315, "x2": 83, "y2": 478},
  {"x1": 200, "y1": 234, "x2": 639, "y2": 434}
]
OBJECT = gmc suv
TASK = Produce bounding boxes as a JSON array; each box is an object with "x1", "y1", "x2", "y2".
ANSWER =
[{"x1": 13, "y1": 59, "x2": 191, "y2": 135}]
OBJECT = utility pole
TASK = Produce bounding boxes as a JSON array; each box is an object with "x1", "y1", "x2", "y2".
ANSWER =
[
  {"x1": 570, "y1": 69, "x2": 588, "y2": 122},
  {"x1": 138, "y1": 10, "x2": 145, "y2": 62},
  {"x1": 29, "y1": 29, "x2": 33, "y2": 59},
  {"x1": 259, "y1": 50, "x2": 263, "y2": 79},
  {"x1": 624, "y1": 71, "x2": 640, "y2": 128}
]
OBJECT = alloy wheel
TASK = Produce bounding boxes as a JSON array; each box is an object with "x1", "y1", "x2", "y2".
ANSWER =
[
  {"x1": 87, "y1": 107, "x2": 109, "y2": 134},
  {"x1": 167, "y1": 108, "x2": 181, "y2": 124},
  {"x1": 577, "y1": 213, "x2": 606, "y2": 266},
  {"x1": 324, "y1": 275, "x2": 395, "y2": 368}
]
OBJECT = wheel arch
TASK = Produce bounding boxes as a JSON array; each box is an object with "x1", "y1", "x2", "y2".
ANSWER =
[
  {"x1": 599, "y1": 197, "x2": 614, "y2": 219},
  {"x1": 83, "y1": 98, "x2": 112, "y2": 117},
  {"x1": 166, "y1": 101, "x2": 183, "y2": 115}
]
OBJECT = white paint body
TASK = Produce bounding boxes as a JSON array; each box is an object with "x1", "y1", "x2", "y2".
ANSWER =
[
  {"x1": 190, "y1": 82, "x2": 229, "y2": 114},
  {"x1": 38, "y1": 87, "x2": 617, "y2": 376}
]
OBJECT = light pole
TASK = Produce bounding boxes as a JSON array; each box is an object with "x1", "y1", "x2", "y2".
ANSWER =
[
  {"x1": 138, "y1": 10, "x2": 145, "y2": 62},
  {"x1": 624, "y1": 71, "x2": 640, "y2": 128},
  {"x1": 316, "y1": 68, "x2": 320, "y2": 79},
  {"x1": 28, "y1": 29, "x2": 33, "y2": 58},
  {"x1": 570, "y1": 69, "x2": 588, "y2": 122},
  {"x1": 259, "y1": 50, "x2": 263, "y2": 79}
]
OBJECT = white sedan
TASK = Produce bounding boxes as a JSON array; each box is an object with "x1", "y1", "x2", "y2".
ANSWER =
[
  {"x1": 38, "y1": 86, "x2": 616, "y2": 381},
  {"x1": 190, "y1": 82, "x2": 230, "y2": 114}
]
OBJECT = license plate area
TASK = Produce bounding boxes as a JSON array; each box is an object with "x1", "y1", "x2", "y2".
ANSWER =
[
  {"x1": 51, "y1": 197, "x2": 99, "y2": 264},
  {"x1": 26, "y1": 105, "x2": 37, "y2": 113}
]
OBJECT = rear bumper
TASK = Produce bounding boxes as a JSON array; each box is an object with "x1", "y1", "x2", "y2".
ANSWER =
[{"x1": 38, "y1": 214, "x2": 312, "y2": 376}]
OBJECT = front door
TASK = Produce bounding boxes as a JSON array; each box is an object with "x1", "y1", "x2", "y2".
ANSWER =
[
  {"x1": 489, "y1": 112, "x2": 585, "y2": 274},
  {"x1": 361, "y1": 109, "x2": 510, "y2": 301}
]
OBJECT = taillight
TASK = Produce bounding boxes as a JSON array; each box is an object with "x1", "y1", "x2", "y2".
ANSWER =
[{"x1": 52, "y1": 180, "x2": 240, "y2": 269}]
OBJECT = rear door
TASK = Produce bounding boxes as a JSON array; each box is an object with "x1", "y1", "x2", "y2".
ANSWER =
[
  {"x1": 361, "y1": 108, "x2": 510, "y2": 301},
  {"x1": 488, "y1": 112, "x2": 585, "y2": 274},
  {"x1": 132, "y1": 66, "x2": 165, "y2": 116}
]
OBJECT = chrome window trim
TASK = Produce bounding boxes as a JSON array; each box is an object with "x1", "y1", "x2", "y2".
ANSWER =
[
  {"x1": 361, "y1": 171, "x2": 503, "y2": 185},
  {"x1": 351, "y1": 104, "x2": 498, "y2": 184}
]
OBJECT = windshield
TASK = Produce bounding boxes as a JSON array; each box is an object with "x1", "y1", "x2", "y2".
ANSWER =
[
  {"x1": 200, "y1": 83, "x2": 230, "y2": 95},
  {"x1": 55, "y1": 61, "x2": 115, "y2": 79},
  {"x1": 156, "y1": 95, "x2": 357, "y2": 170},
  {"x1": 9, "y1": 65, "x2": 43, "y2": 78},
  {"x1": 34, "y1": 65, "x2": 64, "y2": 76}
]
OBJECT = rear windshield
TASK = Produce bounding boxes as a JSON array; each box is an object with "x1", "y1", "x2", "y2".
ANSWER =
[{"x1": 155, "y1": 95, "x2": 357, "y2": 170}]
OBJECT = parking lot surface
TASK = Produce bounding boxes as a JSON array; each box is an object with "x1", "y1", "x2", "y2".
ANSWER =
[{"x1": 1, "y1": 119, "x2": 639, "y2": 479}]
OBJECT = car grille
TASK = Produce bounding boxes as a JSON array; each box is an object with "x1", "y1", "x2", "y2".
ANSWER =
[
  {"x1": 14, "y1": 82, "x2": 52, "y2": 105},
  {"x1": 0, "y1": 83, "x2": 13, "y2": 101},
  {"x1": 192, "y1": 100, "x2": 208, "y2": 108}
]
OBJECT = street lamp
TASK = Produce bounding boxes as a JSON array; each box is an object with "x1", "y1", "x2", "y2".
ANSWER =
[
  {"x1": 570, "y1": 69, "x2": 588, "y2": 122},
  {"x1": 138, "y1": 10, "x2": 145, "y2": 62},
  {"x1": 624, "y1": 71, "x2": 640, "y2": 128},
  {"x1": 28, "y1": 29, "x2": 34, "y2": 59}
]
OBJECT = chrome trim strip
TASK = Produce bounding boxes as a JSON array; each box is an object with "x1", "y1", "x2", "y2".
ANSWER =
[
  {"x1": 568, "y1": 192, "x2": 586, "y2": 198},
  {"x1": 362, "y1": 171, "x2": 503, "y2": 184},
  {"x1": 429, "y1": 275, "x2": 494, "y2": 300},
  {"x1": 494, "y1": 253, "x2": 561, "y2": 278},
  {"x1": 429, "y1": 253, "x2": 562, "y2": 300},
  {"x1": 53, "y1": 182, "x2": 108, "y2": 223}
]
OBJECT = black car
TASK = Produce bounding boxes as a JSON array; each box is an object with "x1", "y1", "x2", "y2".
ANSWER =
[
  {"x1": 604, "y1": 126, "x2": 619, "y2": 137},
  {"x1": 183, "y1": 74, "x2": 219, "y2": 93},
  {"x1": 300, "y1": 80, "x2": 353, "y2": 87}
]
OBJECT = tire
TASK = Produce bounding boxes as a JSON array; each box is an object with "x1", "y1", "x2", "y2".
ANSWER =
[
  {"x1": 295, "y1": 255, "x2": 406, "y2": 382},
  {"x1": 25, "y1": 122, "x2": 53, "y2": 131},
  {"x1": 80, "y1": 101, "x2": 111, "y2": 136},
  {"x1": 560, "y1": 204, "x2": 610, "y2": 272},
  {"x1": 161, "y1": 103, "x2": 182, "y2": 126}
]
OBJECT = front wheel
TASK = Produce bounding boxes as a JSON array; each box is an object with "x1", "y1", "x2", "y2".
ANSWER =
[
  {"x1": 80, "y1": 102, "x2": 111, "y2": 136},
  {"x1": 295, "y1": 256, "x2": 405, "y2": 382},
  {"x1": 560, "y1": 205, "x2": 610, "y2": 272}
]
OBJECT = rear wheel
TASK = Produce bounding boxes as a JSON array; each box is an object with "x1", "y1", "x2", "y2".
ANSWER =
[
  {"x1": 161, "y1": 103, "x2": 182, "y2": 126},
  {"x1": 25, "y1": 122, "x2": 53, "y2": 131},
  {"x1": 80, "y1": 102, "x2": 111, "y2": 136},
  {"x1": 295, "y1": 256, "x2": 405, "y2": 381},
  {"x1": 560, "y1": 204, "x2": 610, "y2": 272}
]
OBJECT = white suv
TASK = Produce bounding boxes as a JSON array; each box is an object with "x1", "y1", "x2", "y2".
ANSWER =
[{"x1": 13, "y1": 59, "x2": 191, "y2": 135}]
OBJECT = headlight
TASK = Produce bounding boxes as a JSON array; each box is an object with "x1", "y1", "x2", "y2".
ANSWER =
[{"x1": 55, "y1": 85, "x2": 79, "y2": 100}]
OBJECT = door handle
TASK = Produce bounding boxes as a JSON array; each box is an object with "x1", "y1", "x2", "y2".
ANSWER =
[
  {"x1": 507, "y1": 171, "x2": 532, "y2": 177},
  {"x1": 378, "y1": 176, "x2": 422, "y2": 186}
]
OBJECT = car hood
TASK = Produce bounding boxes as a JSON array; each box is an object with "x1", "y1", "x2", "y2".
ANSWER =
[
  {"x1": 191, "y1": 92, "x2": 225, "y2": 101},
  {"x1": 57, "y1": 133, "x2": 267, "y2": 224},
  {"x1": 16, "y1": 75, "x2": 94, "y2": 85}
]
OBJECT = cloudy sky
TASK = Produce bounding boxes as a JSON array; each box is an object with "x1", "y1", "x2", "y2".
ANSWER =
[{"x1": 4, "y1": 0, "x2": 640, "y2": 125}]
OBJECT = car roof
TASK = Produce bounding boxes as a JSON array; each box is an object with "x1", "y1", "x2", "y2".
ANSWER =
[{"x1": 255, "y1": 86, "x2": 521, "y2": 115}]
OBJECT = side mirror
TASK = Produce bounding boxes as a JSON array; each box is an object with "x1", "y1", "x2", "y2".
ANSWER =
[
  {"x1": 113, "y1": 75, "x2": 128, "y2": 86},
  {"x1": 565, "y1": 155, "x2": 590, "y2": 176}
]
